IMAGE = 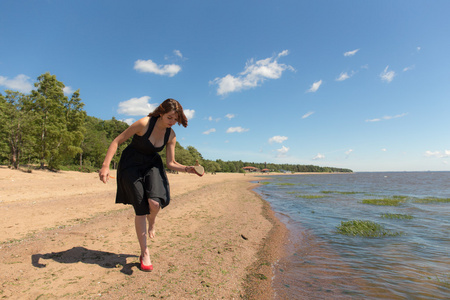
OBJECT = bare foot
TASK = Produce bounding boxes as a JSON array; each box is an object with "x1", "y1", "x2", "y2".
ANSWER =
[{"x1": 148, "y1": 225, "x2": 156, "y2": 239}]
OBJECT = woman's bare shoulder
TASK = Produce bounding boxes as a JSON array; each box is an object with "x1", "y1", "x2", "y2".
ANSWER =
[
  {"x1": 132, "y1": 116, "x2": 151, "y2": 136},
  {"x1": 167, "y1": 128, "x2": 176, "y2": 144}
]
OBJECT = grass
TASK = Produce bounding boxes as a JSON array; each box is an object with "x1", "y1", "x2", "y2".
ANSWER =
[
  {"x1": 252, "y1": 273, "x2": 268, "y2": 280},
  {"x1": 336, "y1": 220, "x2": 403, "y2": 237},
  {"x1": 381, "y1": 213, "x2": 414, "y2": 220}
]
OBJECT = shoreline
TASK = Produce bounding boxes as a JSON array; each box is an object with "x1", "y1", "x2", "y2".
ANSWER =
[
  {"x1": 243, "y1": 183, "x2": 289, "y2": 299},
  {"x1": 0, "y1": 168, "x2": 288, "y2": 299}
]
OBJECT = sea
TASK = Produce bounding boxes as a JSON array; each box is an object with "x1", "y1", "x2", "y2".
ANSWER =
[{"x1": 254, "y1": 172, "x2": 450, "y2": 300}]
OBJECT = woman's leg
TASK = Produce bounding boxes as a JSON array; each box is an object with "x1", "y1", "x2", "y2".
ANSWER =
[
  {"x1": 147, "y1": 199, "x2": 160, "y2": 239},
  {"x1": 135, "y1": 215, "x2": 151, "y2": 265}
]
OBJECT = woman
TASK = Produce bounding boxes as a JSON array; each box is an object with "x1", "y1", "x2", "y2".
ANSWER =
[{"x1": 99, "y1": 98, "x2": 196, "y2": 271}]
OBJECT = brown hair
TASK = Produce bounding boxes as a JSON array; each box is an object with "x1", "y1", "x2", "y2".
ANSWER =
[{"x1": 148, "y1": 98, "x2": 188, "y2": 127}]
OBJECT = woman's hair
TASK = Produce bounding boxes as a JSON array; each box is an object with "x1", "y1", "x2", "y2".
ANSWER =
[{"x1": 148, "y1": 98, "x2": 188, "y2": 127}]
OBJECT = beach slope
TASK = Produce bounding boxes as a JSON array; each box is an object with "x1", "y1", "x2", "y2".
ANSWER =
[{"x1": 0, "y1": 167, "x2": 286, "y2": 299}]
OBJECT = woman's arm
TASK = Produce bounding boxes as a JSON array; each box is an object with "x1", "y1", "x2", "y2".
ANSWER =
[
  {"x1": 165, "y1": 133, "x2": 195, "y2": 174},
  {"x1": 98, "y1": 117, "x2": 149, "y2": 183}
]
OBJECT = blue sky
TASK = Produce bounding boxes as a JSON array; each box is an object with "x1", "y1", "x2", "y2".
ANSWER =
[{"x1": 1, "y1": 0, "x2": 449, "y2": 172}]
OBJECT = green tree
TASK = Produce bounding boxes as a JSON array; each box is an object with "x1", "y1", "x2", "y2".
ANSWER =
[
  {"x1": 78, "y1": 116, "x2": 129, "y2": 170},
  {"x1": 30, "y1": 73, "x2": 86, "y2": 169},
  {"x1": 203, "y1": 160, "x2": 221, "y2": 173},
  {"x1": 0, "y1": 91, "x2": 35, "y2": 168},
  {"x1": 0, "y1": 93, "x2": 9, "y2": 163},
  {"x1": 187, "y1": 146, "x2": 203, "y2": 165},
  {"x1": 57, "y1": 89, "x2": 86, "y2": 167},
  {"x1": 174, "y1": 142, "x2": 195, "y2": 166}
]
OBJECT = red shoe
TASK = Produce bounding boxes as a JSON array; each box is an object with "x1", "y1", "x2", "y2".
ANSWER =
[{"x1": 140, "y1": 255, "x2": 153, "y2": 271}]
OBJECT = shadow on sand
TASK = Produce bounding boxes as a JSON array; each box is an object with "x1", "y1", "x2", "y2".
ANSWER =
[{"x1": 32, "y1": 246, "x2": 138, "y2": 275}]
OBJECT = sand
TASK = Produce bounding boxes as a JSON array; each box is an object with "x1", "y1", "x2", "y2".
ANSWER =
[{"x1": 0, "y1": 166, "x2": 287, "y2": 299}]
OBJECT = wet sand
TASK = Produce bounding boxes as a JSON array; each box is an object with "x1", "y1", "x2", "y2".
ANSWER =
[{"x1": 0, "y1": 167, "x2": 287, "y2": 299}]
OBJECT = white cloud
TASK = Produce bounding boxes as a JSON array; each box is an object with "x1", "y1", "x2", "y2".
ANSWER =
[
  {"x1": 0, "y1": 74, "x2": 33, "y2": 93},
  {"x1": 380, "y1": 66, "x2": 396, "y2": 83},
  {"x1": 424, "y1": 150, "x2": 450, "y2": 158},
  {"x1": 276, "y1": 146, "x2": 289, "y2": 157},
  {"x1": 225, "y1": 113, "x2": 235, "y2": 120},
  {"x1": 117, "y1": 96, "x2": 158, "y2": 116},
  {"x1": 122, "y1": 118, "x2": 135, "y2": 125},
  {"x1": 417, "y1": 46, "x2": 421, "y2": 52},
  {"x1": 63, "y1": 86, "x2": 75, "y2": 95},
  {"x1": 336, "y1": 71, "x2": 356, "y2": 81},
  {"x1": 381, "y1": 148, "x2": 387, "y2": 152},
  {"x1": 173, "y1": 50, "x2": 183, "y2": 59},
  {"x1": 268, "y1": 135, "x2": 288, "y2": 144},
  {"x1": 307, "y1": 80, "x2": 322, "y2": 93},
  {"x1": 366, "y1": 118, "x2": 381, "y2": 122},
  {"x1": 207, "y1": 116, "x2": 221, "y2": 122},
  {"x1": 203, "y1": 128, "x2": 216, "y2": 135},
  {"x1": 313, "y1": 153, "x2": 325, "y2": 160},
  {"x1": 226, "y1": 126, "x2": 249, "y2": 133},
  {"x1": 345, "y1": 149, "x2": 353, "y2": 155},
  {"x1": 134, "y1": 59, "x2": 181, "y2": 77},
  {"x1": 383, "y1": 113, "x2": 408, "y2": 120},
  {"x1": 403, "y1": 65, "x2": 415, "y2": 72},
  {"x1": 164, "y1": 50, "x2": 185, "y2": 61},
  {"x1": 184, "y1": 109, "x2": 195, "y2": 120},
  {"x1": 344, "y1": 49, "x2": 359, "y2": 57},
  {"x1": 366, "y1": 113, "x2": 408, "y2": 122},
  {"x1": 336, "y1": 72, "x2": 350, "y2": 81},
  {"x1": 210, "y1": 50, "x2": 294, "y2": 95},
  {"x1": 302, "y1": 111, "x2": 314, "y2": 119}
]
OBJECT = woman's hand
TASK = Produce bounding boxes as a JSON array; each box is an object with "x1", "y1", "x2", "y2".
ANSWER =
[
  {"x1": 185, "y1": 166, "x2": 195, "y2": 174},
  {"x1": 99, "y1": 166, "x2": 110, "y2": 183}
]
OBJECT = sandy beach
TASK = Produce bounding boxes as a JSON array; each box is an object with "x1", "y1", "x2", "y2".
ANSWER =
[{"x1": 0, "y1": 166, "x2": 287, "y2": 299}]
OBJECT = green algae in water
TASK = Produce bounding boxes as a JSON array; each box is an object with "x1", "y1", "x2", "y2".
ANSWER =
[
  {"x1": 414, "y1": 197, "x2": 450, "y2": 204},
  {"x1": 321, "y1": 190, "x2": 364, "y2": 195},
  {"x1": 295, "y1": 194, "x2": 326, "y2": 199},
  {"x1": 381, "y1": 213, "x2": 414, "y2": 220},
  {"x1": 336, "y1": 220, "x2": 402, "y2": 237},
  {"x1": 361, "y1": 197, "x2": 406, "y2": 206}
]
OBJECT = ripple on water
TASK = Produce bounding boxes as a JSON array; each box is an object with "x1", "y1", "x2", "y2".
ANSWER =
[{"x1": 258, "y1": 172, "x2": 450, "y2": 299}]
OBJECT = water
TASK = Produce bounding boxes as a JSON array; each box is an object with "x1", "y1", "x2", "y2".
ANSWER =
[{"x1": 255, "y1": 172, "x2": 450, "y2": 299}]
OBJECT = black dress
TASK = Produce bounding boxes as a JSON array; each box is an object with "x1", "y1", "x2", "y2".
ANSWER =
[{"x1": 115, "y1": 116, "x2": 171, "y2": 215}]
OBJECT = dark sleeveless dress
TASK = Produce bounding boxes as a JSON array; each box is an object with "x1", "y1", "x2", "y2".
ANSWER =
[{"x1": 115, "y1": 116, "x2": 171, "y2": 215}]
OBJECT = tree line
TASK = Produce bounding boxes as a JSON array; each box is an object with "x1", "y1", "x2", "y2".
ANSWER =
[{"x1": 0, "y1": 72, "x2": 352, "y2": 173}]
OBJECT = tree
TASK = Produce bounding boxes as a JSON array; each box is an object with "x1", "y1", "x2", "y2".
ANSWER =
[
  {"x1": 29, "y1": 73, "x2": 86, "y2": 169},
  {"x1": 102, "y1": 117, "x2": 130, "y2": 169},
  {"x1": 174, "y1": 142, "x2": 195, "y2": 166},
  {"x1": 0, "y1": 93, "x2": 9, "y2": 163},
  {"x1": 187, "y1": 146, "x2": 203, "y2": 164},
  {"x1": 77, "y1": 116, "x2": 130, "y2": 170},
  {"x1": 0, "y1": 91, "x2": 35, "y2": 168},
  {"x1": 56, "y1": 89, "x2": 86, "y2": 167}
]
